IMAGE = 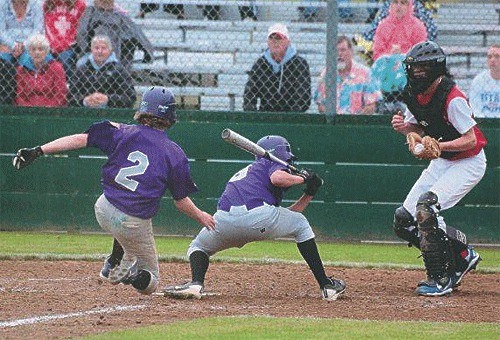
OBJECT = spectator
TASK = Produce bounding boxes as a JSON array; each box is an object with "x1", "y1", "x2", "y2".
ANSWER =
[
  {"x1": 43, "y1": 0, "x2": 86, "y2": 79},
  {"x1": 70, "y1": 35, "x2": 135, "y2": 108},
  {"x1": 469, "y1": 44, "x2": 500, "y2": 118},
  {"x1": 243, "y1": 23, "x2": 311, "y2": 113},
  {"x1": 76, "y1": 0, "x2": 154, "y2": 72},
  {"x1": 314, "y1": 36, "x2": 381, "y2": 115},
  {"x1": 0, "y1": 0, "x2": 44, "y2": 63},
  {"x1": 0, "y1": 58, "x2": 16, "y2": 105},
  {"x1": 370, "y1": 53, "x2": 407, "y2": 114},
  {"x1": 15, "y1": 34, "x2": 67, "y2": 107},
  {"x1": 354, "y1": 0, "x2": 437, "y2": 64},
  {"x1": 372, "y1": 0, "x2": 427, "y2": 61}
]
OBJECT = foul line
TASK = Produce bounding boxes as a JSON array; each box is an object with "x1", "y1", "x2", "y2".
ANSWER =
[{"x1": 0, "y1": 304, "x2": 146, "y2": 328}]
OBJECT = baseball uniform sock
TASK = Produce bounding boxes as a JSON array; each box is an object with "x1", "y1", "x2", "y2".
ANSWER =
[
  {"x1": 297, "y1": 238, "x2": 330, "y2": 288},
  {"x1": 109, "y1": 238, "x2": 124, "y2": 266},
  {"x1": 189, "y1": 250, "x2": 209, "y2": 284}
]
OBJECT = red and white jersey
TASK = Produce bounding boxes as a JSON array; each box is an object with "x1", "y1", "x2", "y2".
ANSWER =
[{"x1": 404, "y1": 84, "x2": 487, "y2": 160}]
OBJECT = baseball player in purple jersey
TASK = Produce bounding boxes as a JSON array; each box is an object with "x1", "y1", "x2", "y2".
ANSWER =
[
  {"x1": 391, "y1": 41, "x2": 487, "y2": 297},
  {"x1": 13, "y1": 86, "x2": 215, "y2": 295},
  {"x1": 163, "y1": 135, "x2": 346, "y2": 301}
]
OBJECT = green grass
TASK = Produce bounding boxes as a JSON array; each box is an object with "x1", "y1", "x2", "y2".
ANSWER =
[
  {"x1": 2, "y1": 231, "x2": 499, "y2": 339},
  {"x1": 84, "y1": 316, "x2": 500, "y2": 340},
  {"x1": 1, "y1": 231, "x2": 499, "y2": 272}
]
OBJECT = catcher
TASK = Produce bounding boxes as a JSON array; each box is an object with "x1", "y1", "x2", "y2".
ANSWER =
[{"x1": 391, "y1": 41, "x2": 488, "y2": 296}]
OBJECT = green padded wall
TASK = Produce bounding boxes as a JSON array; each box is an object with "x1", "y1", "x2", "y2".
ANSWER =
[{"x1": 1, "y1": 106, "x2": 498, "y2": 242}]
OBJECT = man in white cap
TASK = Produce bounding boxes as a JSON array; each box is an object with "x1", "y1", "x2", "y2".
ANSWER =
[{"x1": 243, "y1": 23, "x2": 311, "y2": 112}]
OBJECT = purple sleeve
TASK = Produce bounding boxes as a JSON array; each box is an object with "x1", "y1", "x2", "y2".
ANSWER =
[
  {"x1": 85, "y1": 121, "x2": 119, "y2": 154},
  {"x1": 267, "y1": 161, "x2": 288, "y2": 177},
  {"x1": 167, "y1": 151, "x2": 199, "y2": 200}
]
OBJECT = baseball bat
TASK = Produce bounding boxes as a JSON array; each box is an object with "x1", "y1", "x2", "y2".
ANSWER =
[{"x1": 221, "y1": 128, "x2": 304, "y2": 175}]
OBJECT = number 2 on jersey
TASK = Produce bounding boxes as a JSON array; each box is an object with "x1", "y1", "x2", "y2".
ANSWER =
[{"x1": 115, "y1": 151, "x2": 149, "y2": 191}]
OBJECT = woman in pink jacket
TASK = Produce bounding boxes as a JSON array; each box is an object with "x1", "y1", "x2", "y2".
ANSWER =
[
  {"x1": 372, "y1": 0, "x2": 428, "y2": 61},
  {"x1": 16, "y1": 34, "x2": 67, "y2": 107}
]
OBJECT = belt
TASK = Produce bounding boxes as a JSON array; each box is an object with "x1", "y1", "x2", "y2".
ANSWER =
[{"x1": 218, "y1": 201, "x2": 265, "y2": 212}]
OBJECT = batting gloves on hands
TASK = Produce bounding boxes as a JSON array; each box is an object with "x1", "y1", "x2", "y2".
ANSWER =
[
  {"x1": 299, "y1": 169, "x2": 324, "y2": 196},
  {"x1": 12, "y1": 146, "x2": 44, "y2": 170}
]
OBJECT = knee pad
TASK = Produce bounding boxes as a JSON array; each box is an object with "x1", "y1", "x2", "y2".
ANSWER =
[
  {"x1": 130, "y1": 270, "x2": 158, "y2": 295},
  {"x1": 416, "y1": 191, "x2": 440, "y2": 232},
  {"x1": 393, "y1": 206, "x2": 419, "y2": 248}
]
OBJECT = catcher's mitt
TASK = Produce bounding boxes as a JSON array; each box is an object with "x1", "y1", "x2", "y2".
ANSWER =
[
  {"x1": 406, "y1": 132, "x2": 440, "y2": 160},
  {"x1": 406, "y1": 132, "x2": 422, "y2": 153},
  {"x1": 420, "y1": 136, "x2": 441, "y2": 160}
]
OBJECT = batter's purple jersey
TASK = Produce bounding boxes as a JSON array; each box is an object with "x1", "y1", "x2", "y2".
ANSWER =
[
  {"x1": 217, "y1": 158, "x2": 288, "y2": 211},
  {"x1": 86, "y1": 121, "x2": 198, "y2": 219}
]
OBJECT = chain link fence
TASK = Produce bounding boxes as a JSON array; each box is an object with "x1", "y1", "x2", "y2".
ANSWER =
[{"x1": 0, "y1": 0, "x2": 498, "y2": 116}]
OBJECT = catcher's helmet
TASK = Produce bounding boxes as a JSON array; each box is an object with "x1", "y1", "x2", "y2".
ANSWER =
[
  {"x1": 403, "y1": 41, "x2": 447, "y2": 93},
  {"x1": 257, "y1": 135, "x2": 295, "y2": 163},
  {"x1": 138, "y1": 86, "x2": 177, "y2": 125}
]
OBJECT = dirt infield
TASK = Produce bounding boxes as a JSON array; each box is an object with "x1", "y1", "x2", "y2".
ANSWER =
[{"x1": 1, "y1": 260, "x2": 498, "y2": 339}]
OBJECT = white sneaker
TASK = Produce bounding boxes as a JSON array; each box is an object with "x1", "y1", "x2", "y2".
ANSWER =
[
  {"x1": 108, "y1": 257, "x2": 137, "y2": 284},
  {"x1": 322, "y1": 277, "x2": 346, "y2": 301},
  {"x1": 163, "y1": 281, "x2": 204, "y2": 299}
]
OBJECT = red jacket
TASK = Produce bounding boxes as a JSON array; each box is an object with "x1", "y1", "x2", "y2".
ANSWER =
[
  {"x1": 16, "y1": 60, "x2": 68, "y2": 107},
  {"x1": 44, "y1": 0, "x2": 87, "y2": 53},
  {"x1": 372, "y1": 0, "x2": 427, "y2": 61}
]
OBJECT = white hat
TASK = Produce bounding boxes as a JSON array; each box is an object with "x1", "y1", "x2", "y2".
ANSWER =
[{"x1": 267, "y1": 23, "x2": 290, "y2": 40}]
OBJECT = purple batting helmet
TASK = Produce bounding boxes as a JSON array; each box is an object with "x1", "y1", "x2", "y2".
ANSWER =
[
  {"x1": 138, "y1": 86, "x2": 177, "y2": 125},
  {"x1": 257, "y1": 135, "x2": 295, "y2": 163}
]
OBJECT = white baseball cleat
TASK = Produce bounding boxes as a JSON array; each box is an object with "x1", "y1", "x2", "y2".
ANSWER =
[
  {"x1": 321, "y1": 277, "x2": 346, "y2": 301},
  {"x1": 163, "y1": 281, "x2": 204, "y2": 299}
]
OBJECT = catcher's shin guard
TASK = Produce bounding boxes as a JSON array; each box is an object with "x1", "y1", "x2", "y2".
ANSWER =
[
  {"x1": 393, "y1": 206, "x2": 420, "y2": 248},
  {"x1": 445, "y1": 225, "x2": 468, "y2": 254},
  {"x1": 416, "y1": 192, "x2": 454, "y2": 284}
]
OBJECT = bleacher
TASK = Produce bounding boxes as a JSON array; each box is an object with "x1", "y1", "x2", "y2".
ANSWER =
[{"x1": 126, "y1": 1, "x2": 499, "y2": 113}]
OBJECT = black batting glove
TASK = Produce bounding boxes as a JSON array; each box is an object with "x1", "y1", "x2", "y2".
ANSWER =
[
  {"x1": 12, "y1": 146, "x2": 44, "y2": 170},
  {"x1": 295, "y1": 168, "x2": 312, "y2": 181},
  {"x1": 303, "y1": 172, "x2": 323, "y2": 196}
]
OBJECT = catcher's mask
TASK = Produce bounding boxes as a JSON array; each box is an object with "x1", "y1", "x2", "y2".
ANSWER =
[
  {"x1": 257, "y1": 135, "x2": 296, "y2": 163},
  {"x1": 135, "y1": 86, "x2": 177, "y2": 126},
  {"x1": 403, "y1": 41, "x2": 447, "y2": 93}
]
